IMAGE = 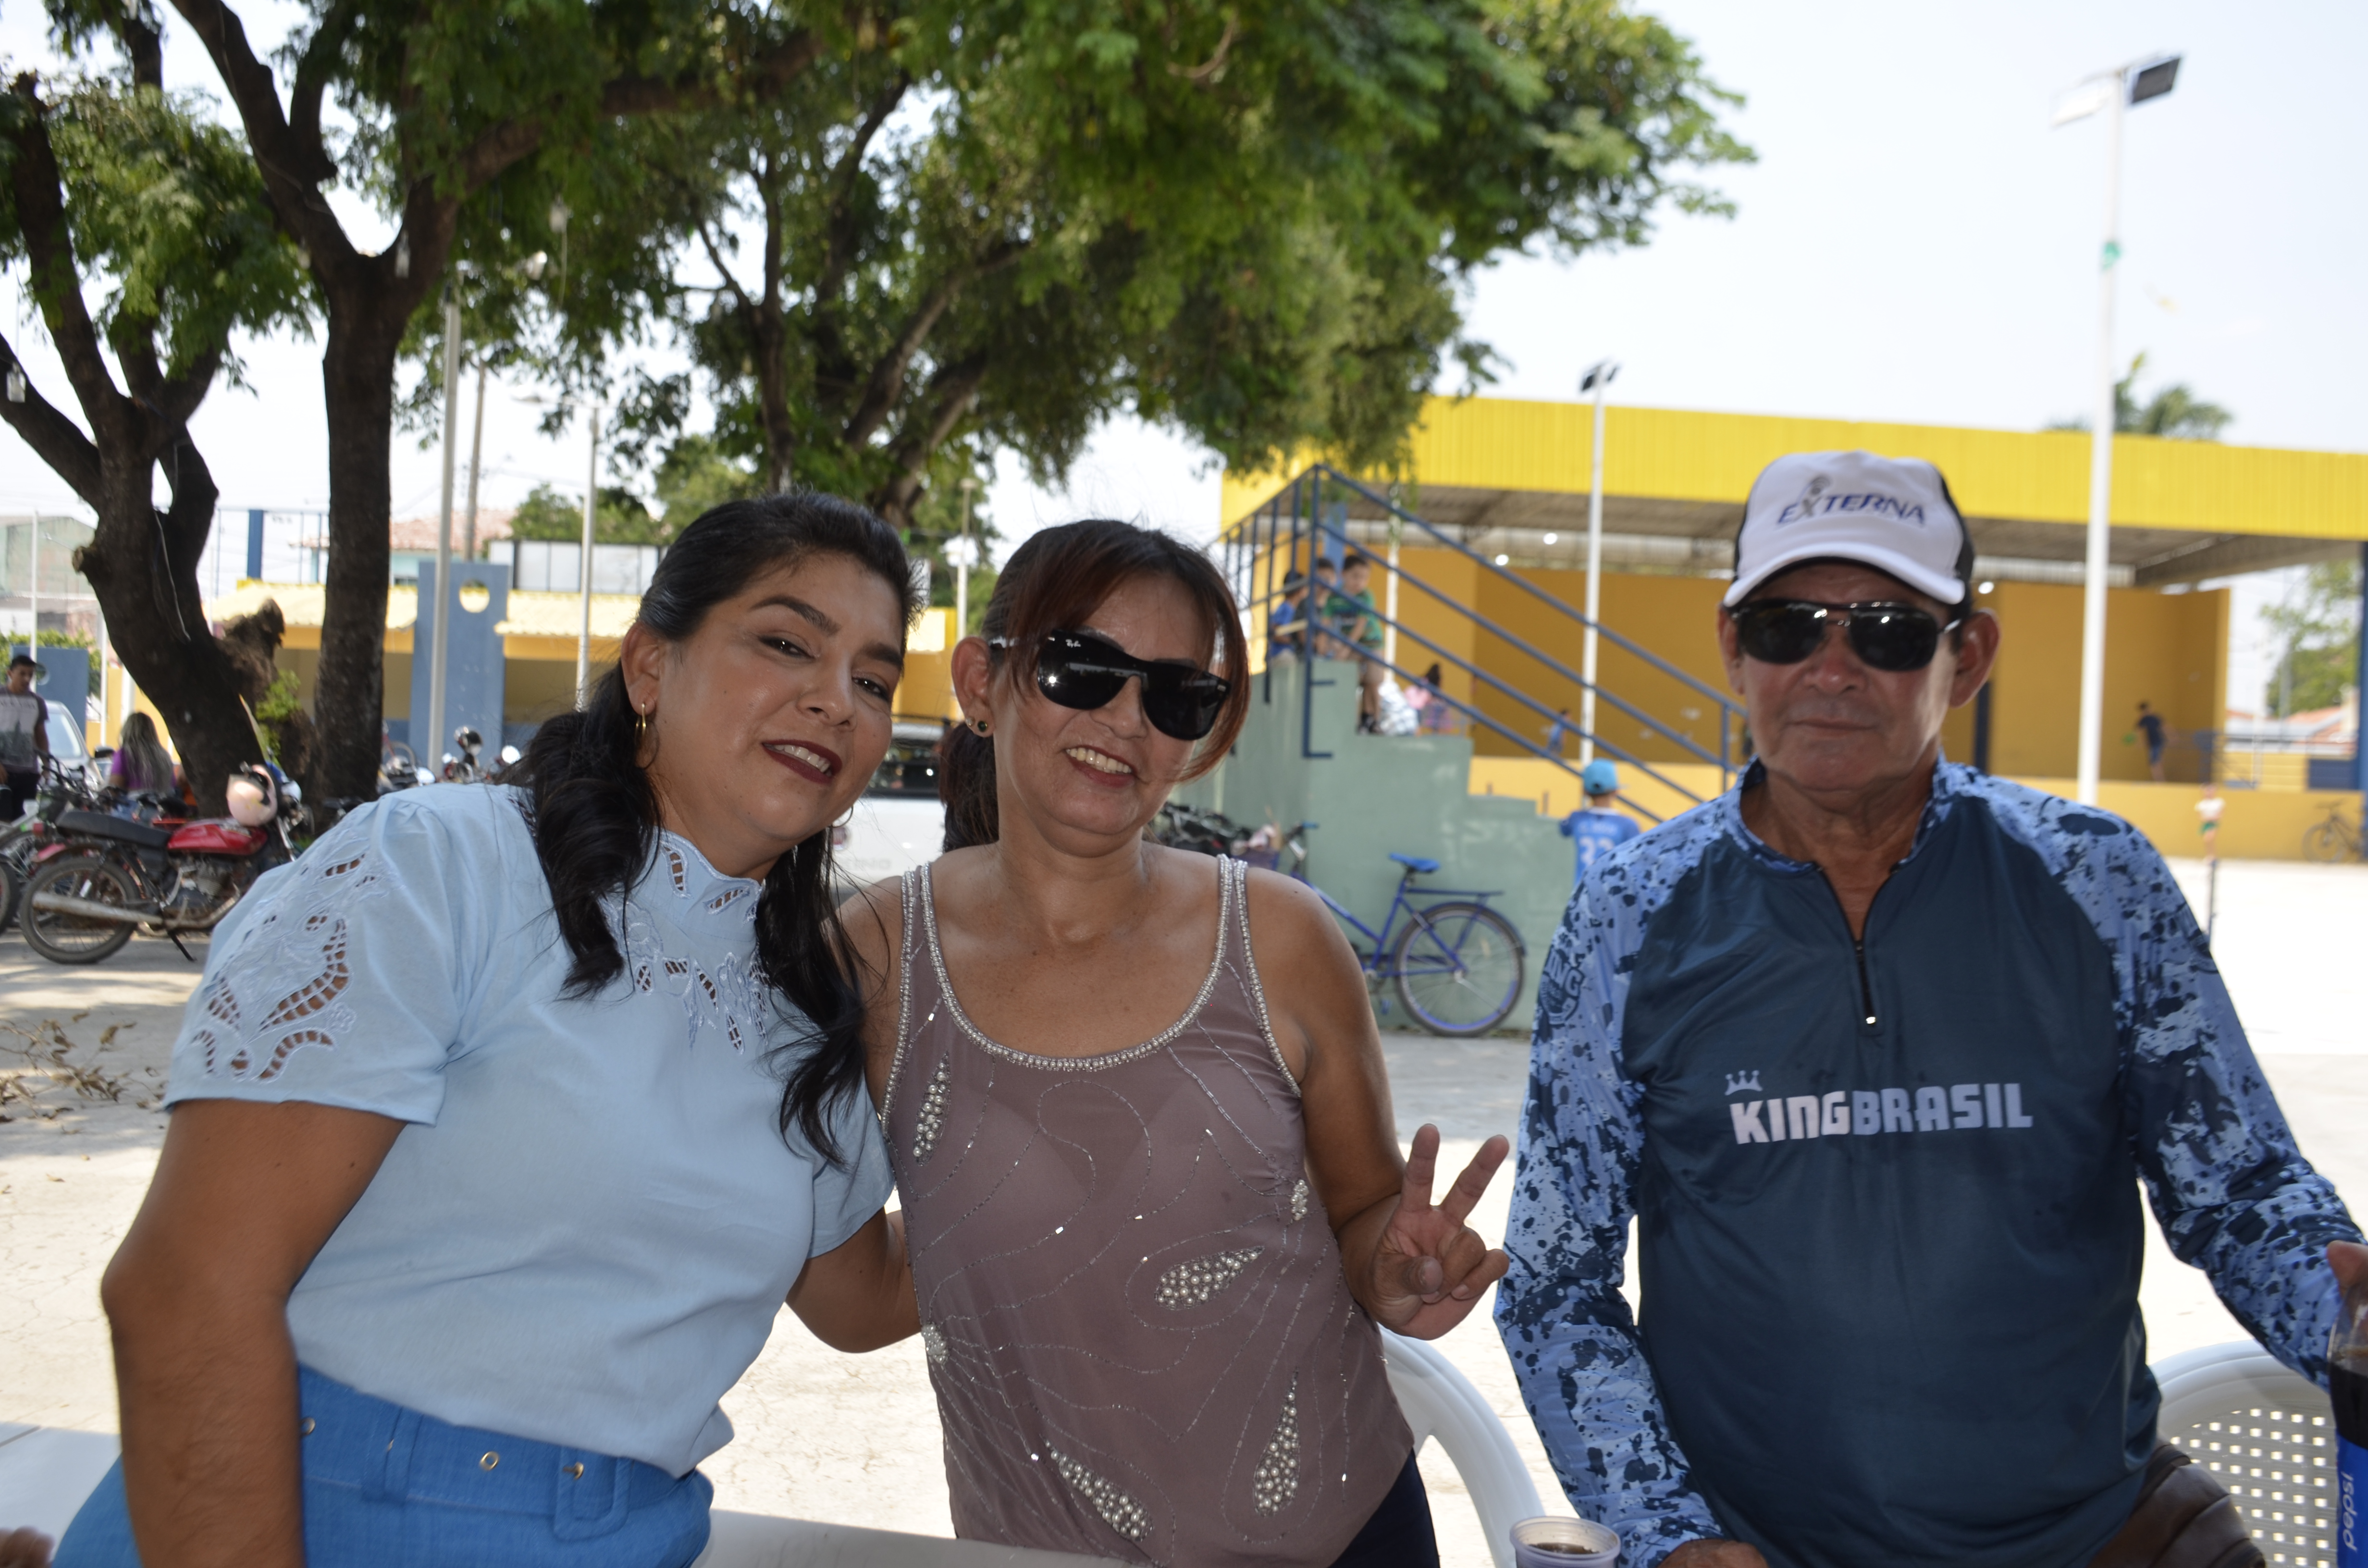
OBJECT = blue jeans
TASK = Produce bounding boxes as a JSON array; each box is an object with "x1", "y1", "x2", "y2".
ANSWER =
[{"x1": 55, "y1": 1367, "x2": 711, "y2": 1568}]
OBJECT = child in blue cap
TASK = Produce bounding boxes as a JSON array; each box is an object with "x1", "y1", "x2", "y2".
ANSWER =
[{"x1": 1558, "y1": 759, "x2": 1639, "y2": 885}]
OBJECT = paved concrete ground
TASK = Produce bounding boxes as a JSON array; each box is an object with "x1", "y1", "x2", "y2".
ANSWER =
[{"x1": 3, "y1": 858, "x2": 2362, "y2": 1563}]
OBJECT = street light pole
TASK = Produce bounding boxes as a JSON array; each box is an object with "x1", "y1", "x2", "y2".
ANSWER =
[
  {"x1": 463, "y1": 361, "x2": 488, "y2": 563},
  {"x1": 2056, "y1": 54, "x2": 2179, "y2": 805},
  {"x1": 953, "y1": 477, "x2": 977, "y2": 637},
  {"x1": 1578, "y1": 360, "x2": 1618, "y2": 766},
  {"x1": 577, "y1": 401, "x2": 601, "y2": 709},
  {"x1": 427, "y1": 284, "x2": 463, "y2": 776}
]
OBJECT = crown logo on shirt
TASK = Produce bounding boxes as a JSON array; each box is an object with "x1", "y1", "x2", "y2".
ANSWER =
[{"x1": 1723, "y1": 1070, "x2": 1763, "y2": 1097}]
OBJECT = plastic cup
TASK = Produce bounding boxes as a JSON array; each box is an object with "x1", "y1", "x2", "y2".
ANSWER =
[{"x1": 1510, "y1": 1515, "x2": 1621, "y2": 1568}]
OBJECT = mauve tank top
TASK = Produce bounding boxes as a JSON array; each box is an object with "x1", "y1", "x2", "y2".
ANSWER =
[{"x1": 882, "y1": 855, "x2": 1412, "y2": 1568}]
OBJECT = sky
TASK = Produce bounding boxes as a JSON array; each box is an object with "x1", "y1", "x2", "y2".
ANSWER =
[{"x1": 3, "y1": 0, "x2": 2360, "y2": 707}]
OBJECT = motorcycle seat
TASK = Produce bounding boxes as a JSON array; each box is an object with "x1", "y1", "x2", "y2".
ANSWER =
[{"x1": 57, "y1": 809, "x2": 177, "y2": 851}]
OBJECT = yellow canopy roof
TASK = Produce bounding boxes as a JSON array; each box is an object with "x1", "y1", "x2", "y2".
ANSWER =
[{"x1": 1222, "y1": 397, "x2": 2368, "y2": 585}]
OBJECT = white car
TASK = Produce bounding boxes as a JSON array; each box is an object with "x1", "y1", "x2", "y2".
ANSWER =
[{"x1": 832, "y1": 722, "x2": 948, "y2": 892}]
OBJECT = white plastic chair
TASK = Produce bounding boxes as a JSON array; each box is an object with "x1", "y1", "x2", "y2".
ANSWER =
[
  {"x1": 1380, "y1": 1329, "x2": 1544, "y2": 1568},
  {"x1": 4, "y1": 1340, "x2": 1548, "y2": 1568},
  {"x1": 2151, "y1": 1342, "x2": 2337, "y2": 1568},
  {"x1": 692, "y1": 1513, "x2": 1114, "y2": 1568},
  {"x1": 0, "y1": 1422, "x2": 122, "y2": 1541}
]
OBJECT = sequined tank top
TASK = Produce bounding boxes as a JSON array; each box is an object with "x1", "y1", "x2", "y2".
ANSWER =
[{"x1": 883, "y1": 856, "x2": 1412, "y2": 1568}]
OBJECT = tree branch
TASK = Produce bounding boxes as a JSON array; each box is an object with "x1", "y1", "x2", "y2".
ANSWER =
[
  {"x1": 840, "y1": 243, "x2": 1025, "y2": 449},
  {"x1": 811, "y1": 73, "x2": 910, "y2": 382},
  {"x1": 4, "y1": 74, "x2": 131, "y2": 440},
  {"x1": 110, "y1": 5, "x2": 167, "y2": 90},
  {"x1": 601, "y1": 27, "x2": 826, "y2": 118},
  {"x1": 815, "y1": 74, "x2": 909, "y2": 307},
  {"x1": 0, "y1": 334, "x2": 104, "y2": 506},
  {"x1": 696, "y1": 220, "x2": 752, "y2": 318},
  {"x1": 164, "y1": 0, "x2": 352, "y2": 265},
  {"x1": 288, "y1": 0, "x2": 363, "y2": 183},
  {"x1": 155, "y1": 426, "x2": 222, "y2": 566},
  {"x1": 445, "y1": 24, "x2": 830, "y2": 206},
  {"x1": 871, "y1": 355, "x2": 989, "y2": 524},
  {"x1": 150, "y1": 343, "x2": 226, "y2": 430}
]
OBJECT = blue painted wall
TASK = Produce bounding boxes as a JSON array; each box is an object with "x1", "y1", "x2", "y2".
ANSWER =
[
  {"x1": 407, "y1": 560, "x2": 509, "y2": 767},
  {"x1": 9, "y1": 643, "x2": 90, "y2": 720}
]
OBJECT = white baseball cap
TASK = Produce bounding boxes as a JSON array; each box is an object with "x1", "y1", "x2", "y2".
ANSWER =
[{"x1": 1724, "y1": 450, "x2": 1973, "y2": 608}]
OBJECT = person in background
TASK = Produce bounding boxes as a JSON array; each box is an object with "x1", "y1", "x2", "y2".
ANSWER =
[
  {"x1": 2135, "y1": 699, "x2": 2169, "y2": 782},
  {"x1": 1416, "y1": 663, "x2": 1460, "y2": 734},
  {"x1": 1542, "y1": 708, "x2": 1577, "y2": 757},
  {"x1": 1556, "y1": 760, "x2": 1639, "y2": 886},
  {"x1": 1497, "y1": 449, "x2": 2364, "y2": 1568},
  {"x1": 108, "y1": 712, "x2": 180, "y2": 803},
  {"x1": 1328, "y1": 553, "x2": 1386, "y2": 732},
  {"x1": 1, "y1": 654, "x2": 50, "y2": 821},
  {"x1": 1268, "y1": 569, "x2": 1311, "y2": 664},
  {"x1": 1305, "y1": 558, "x2": 1342, "y2": 659}
]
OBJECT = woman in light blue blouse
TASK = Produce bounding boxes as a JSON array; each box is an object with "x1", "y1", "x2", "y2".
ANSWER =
[{"x1": 57, "y1": 495, "x2": 924, "y2": 1568}]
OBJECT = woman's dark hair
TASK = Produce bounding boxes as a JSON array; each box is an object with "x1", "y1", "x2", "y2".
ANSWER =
[
  {"x1": 512, "y1": 493, "x2": 920, "y2": 1164},
  {"x1": 940, "y1": 518, "x2": 1250, "y2": 851}
]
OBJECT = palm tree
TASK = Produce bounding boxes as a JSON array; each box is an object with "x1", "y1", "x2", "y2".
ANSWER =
[{"x1": 2045, "y1": 353, "x2": 2233, "y2": 440}]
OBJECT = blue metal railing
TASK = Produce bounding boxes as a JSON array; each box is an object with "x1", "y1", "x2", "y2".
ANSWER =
[{"x1": 1222, "y1": 466, "x2": 1745, "y2": 806}]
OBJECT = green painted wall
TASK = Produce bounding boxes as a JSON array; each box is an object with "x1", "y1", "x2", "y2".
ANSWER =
[{"x1": 1174, "y1": 659, "x2": 1576, "y2": 1034}]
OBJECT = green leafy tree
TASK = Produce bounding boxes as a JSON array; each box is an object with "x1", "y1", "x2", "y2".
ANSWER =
[
  {"x1": 0, "y1": 31, "x2": 309, "y2": 810},
  {"x1": 2262, "y1": 559, "x2": 2361, "y2": 718},
  {"x1": 2047, "y1": 352, "x2": 2234, "y2": 441},
  {"x1": 650, "y1": 433, "x2": 759, "y2": 521},
  {"x1": 593, "y1": 0, "x2": 1748, "y2": 544},
  {"x1": 37, "y1": 0, "x2": 855, "y2": 799},
  {"x1": 507, "y1": 481, "x2": 674, "y2": 545}
]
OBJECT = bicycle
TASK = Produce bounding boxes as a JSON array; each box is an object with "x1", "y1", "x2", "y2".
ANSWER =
[
  {"x1": 2301, "y1": 800, "x2": 2363, "y2": 863},
  {"x1": 1274, "y1": 823, "x2": 1525, "y2": 1037}
]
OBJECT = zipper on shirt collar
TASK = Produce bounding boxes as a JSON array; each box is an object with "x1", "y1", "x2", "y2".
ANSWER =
[{"x1": 1815, "y1": 869, "x2": 1885, "y2": 1031}]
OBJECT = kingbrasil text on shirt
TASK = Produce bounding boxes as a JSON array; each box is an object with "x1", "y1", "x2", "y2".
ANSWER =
[
  {"x1": 1495, "y1": 762, "x2": 2361, "y2": 1568},
  {"x1": 162, "y1": 784, "x2": 892, "y2": 1477}
]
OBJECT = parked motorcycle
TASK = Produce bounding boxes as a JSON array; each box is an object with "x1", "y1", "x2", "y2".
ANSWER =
[
  {"x1": 440, "y1": 725, "x2": 486, "y2": 784},
  {"x1": 1, "y1": 754, "x2": 102, "y2": 933},
  {"x1": 19, "y1": 763, "x2": 302, "y2": 966}
]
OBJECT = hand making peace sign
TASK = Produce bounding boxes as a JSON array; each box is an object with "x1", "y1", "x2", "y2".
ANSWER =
[{"x1": 1364, "y1": 1124, "x2": 1512, "y2": 1339}]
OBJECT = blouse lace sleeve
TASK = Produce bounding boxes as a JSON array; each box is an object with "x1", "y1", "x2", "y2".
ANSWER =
[{"x1": 165, "y1": 791, "x2": 493, "y2": 1124}]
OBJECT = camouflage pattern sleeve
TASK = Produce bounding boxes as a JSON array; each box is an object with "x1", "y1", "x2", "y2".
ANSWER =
[
  {"x1": 1968, "y1": 771, "x2": 2365, "y2": 1384},
  {"x1": 1495, "y1": 845, "x2": 1725, "y2": 1566}
]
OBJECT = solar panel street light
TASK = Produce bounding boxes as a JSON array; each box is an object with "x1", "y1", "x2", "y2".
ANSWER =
[{"x1": 2051, "y1": 53, "x2": 2180, "y2": 805}]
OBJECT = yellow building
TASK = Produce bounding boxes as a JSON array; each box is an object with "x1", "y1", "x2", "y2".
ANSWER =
[
  {"x1": 169, "y1": 582, "x2": 964, "y2": 755},
  {"x1": 1220, "y1": 396, "x2": 2367, "y2": 857}
]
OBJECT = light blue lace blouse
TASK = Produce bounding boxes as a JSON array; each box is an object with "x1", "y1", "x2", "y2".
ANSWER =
[{"x1": 164, "y1": 784, "x2": 892, "y2": 1477}]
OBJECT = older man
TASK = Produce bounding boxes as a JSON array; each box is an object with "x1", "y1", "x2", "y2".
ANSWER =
[{"x1": 1496, "y1": 450, "x2": 2366, "y2": 1568}]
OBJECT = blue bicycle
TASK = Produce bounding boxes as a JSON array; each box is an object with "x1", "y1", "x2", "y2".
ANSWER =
[{"x1": 1277, "y1": 824, "x2": 1526, "y2": 1037}]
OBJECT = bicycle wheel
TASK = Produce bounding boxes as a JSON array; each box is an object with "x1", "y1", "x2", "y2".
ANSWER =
[
  {"x1": 1392, "y1": 902, "x2": 1524, "y2": 1037},
  {"x1": 23, "y1": 855, "x2": 138, "y2": 965},
  {"x1": 2301, "y1": 817, "x2": 2350, "y2": 863}
]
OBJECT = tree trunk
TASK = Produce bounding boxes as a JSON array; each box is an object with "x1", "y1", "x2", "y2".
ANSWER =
[
  {"x1": 312, "y1": 310, "x2": 403, "y2": 799},
  {"x1": 75, "y1": 454, "x2": 263, "y2": 818}
]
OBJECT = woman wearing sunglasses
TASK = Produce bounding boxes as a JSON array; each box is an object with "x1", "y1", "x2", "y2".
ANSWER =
[{"x1": 845, "y1": 518, "x2": 1508, "y2": 1568}]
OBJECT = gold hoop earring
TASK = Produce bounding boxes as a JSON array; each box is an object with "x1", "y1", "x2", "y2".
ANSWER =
[{"x1": 637, "y1": 705, "x2": 650, "y2": 741}]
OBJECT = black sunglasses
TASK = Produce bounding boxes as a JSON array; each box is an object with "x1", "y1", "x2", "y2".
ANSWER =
[
  {"x1": 1729, "y1": 599, "x2": 1962, "y2": 674},
  {"x1": 992, "y1": 629, "x2": 1233, "y2": 741}
]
